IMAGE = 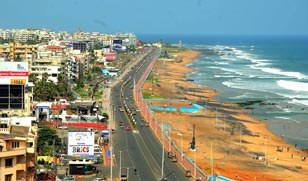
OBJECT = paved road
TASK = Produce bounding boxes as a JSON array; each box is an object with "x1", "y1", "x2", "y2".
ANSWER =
[{"x1": 110, "y1": 48, "x2": 193, "y2": 181}]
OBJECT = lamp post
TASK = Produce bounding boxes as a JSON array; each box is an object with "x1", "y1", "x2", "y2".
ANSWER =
[
  {"x1": 210, "y1": 136, "x2": 214, "y2": 176},
  {"x1": 177, "y1": 132, "x2": 183, "y2": 162},
  {"x1": 161, "y1": 111, "x2": 166, "y2": 180},
  {"x1": 264, "y1": 136, "x2": 267, "y2": 166},
  {"x1": 119, "y1": 150, "x2": 122, "y2": 180},
  {"x1": 110, "y1": 104, "x2": 115, "y2": 181}
]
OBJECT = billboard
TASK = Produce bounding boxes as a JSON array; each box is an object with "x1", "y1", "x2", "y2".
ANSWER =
[
  {"x1": 0, "y1": 62, "x2": 28, "y2": 85},
  {"x1": 112, "y1": 39, "x2": 126, "y2": 52},
  {"x1": 68, "y1": 132, "x2": 95, "y2": 157},
  {"x1": 103, "y1": 53, "x2": 116, "y2": 61}
]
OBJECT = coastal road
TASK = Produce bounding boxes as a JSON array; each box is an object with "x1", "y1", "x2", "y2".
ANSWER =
[{"x1": 110, "y1": 48, "x2": 192, "y2": 181}]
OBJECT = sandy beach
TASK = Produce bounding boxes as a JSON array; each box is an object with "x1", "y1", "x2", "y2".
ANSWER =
[{"x1": 142, "y1": 50, "x2": 308, "y2": 180}]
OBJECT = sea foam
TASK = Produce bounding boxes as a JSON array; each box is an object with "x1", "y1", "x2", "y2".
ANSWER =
[{"x1": 277, "y1": 80, "x2": 308, "y2": 92}]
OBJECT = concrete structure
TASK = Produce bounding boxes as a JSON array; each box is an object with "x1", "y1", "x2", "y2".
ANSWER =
[
  {"x1": 0, "y1": 61, "x2": 33, "y2": 117},
  {"x1": 0, "y1": 42, "x2": 37, "y2": 61},
  {"x1": 30, "y1": 65, "x2": 61, "y2": 83},
  {"x1": 0, "y1": 116, "x2": 37, "y2": 181}
]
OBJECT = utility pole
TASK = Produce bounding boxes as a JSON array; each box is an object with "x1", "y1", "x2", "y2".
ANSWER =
[
  {"x1": 240, "y1": 124, "x2": 242, "y2": 146},
  {"x1": 194, "y1": 148, "x2": 197, "y2": 178},
  {"x1": 161, "y1": 111, "x2": 166, "y2": 180},
  {"x1": 169, "y1": 94, "x2": 172, "y2": 152},
  {"x1": 119, "y1": 151, "x2": 122, "y2": 180},
  {"x1": 264, "y1": 136, "x2": 267, "y2": 166},
  {"x1": 110, "y1": 104, "x2": 115, "y2": 181},
  {"x1": 210, "y1": 136, "x2": 214, "y2": 176}
]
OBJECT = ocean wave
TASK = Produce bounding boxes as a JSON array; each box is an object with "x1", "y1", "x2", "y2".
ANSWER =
[
  {"x1": 225, "y1": 47, "x2": 307, "y2": 80},
  {"x1": 214, "y1": 75, "x2": 239, "y2": 78},
  {"x1": 291, "y1": 99, "x2": 308, "y2": 107},
  {"x1": 277, "y1": 80, "x2": 308, "y2": 92},
  {"x1": 229, "y1": 92, "x2": 259, "y2": 99},
  {"x1": 213, "y1": 61, "x2": 229, "y2": 65},
  {"x1": 275, "y1": 116, "x2": 290, "y2": 120}
]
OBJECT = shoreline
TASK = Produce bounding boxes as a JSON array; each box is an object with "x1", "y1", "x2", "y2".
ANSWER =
[{"x1": 142, "y1": 49, "x2": 308, "y2": 180}]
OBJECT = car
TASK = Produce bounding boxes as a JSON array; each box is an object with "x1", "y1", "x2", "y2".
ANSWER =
[
  {"x1": 119, "y1": 121, "x2": 124, "y2": 127},
  {"x1": 64, "y1": 175, "x2": 75, "y2": 181},
  {"x1": 57, "y1": 125, "x2": 68, "y2": 129},
  {"x1": 125, "y1": 126, "x2": 131, "y2": 131},
  {"x1": 185, "y1": 170, "x2": 192, "y2": 177},
  {"x1": 56, "y1": 174, "x2": 65, "y2": 181},
  {"x1": 93, "y1": 178, "x2": 106, "y2": 181},
  {"x1": 135, "y1": 108, "x2": 140, "y2": 112}
]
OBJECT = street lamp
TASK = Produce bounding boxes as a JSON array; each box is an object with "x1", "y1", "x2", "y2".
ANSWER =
[
  {"x1": 161, "y1": 111, "x2": 166, "y2": 180},
  {"x1": 177, "y1": 132, "x2": 183, "y2": 162},
  {"x1": 110, "y1": 104, "x2": 115, "y2": 181},
  {"x1": 210, "y1": 136, "x2": 214, "y2": 176}
]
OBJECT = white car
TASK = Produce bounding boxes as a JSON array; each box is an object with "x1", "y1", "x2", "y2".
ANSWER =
[
  {"x1": 64, "y1": 175, "x2": 75, "y2": 181},
  {"x1": 57, "y1": 125, "x2": 68, "y2": 129}
]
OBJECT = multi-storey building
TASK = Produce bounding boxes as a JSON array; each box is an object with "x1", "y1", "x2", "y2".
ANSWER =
[
  {"x1": 0, "y1": 116, "x2": 37, "y2": 181},
  {"x1": 30, "y1": 65, "x2": 61, "y2": 83},
  {"x1": 0, "y1": 42, "x2": 37, "y2": 61}
]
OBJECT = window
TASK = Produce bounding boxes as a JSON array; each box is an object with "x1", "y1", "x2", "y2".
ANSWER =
[
  {"x1": 5, "y1": 174, "x2": 12, "y2": 181},
  {"x1": 27, "y1": 142, "x2": 34, "y2": 147},
  {"x1": 5, "y1": 158, "x2": 13, "y2": 167},
  {"x1": 12, "y1": 141, "x2": 19, "y2": 148},
  {"x1": 0, "y1": 123, "x2": 8, "y2": 128}
]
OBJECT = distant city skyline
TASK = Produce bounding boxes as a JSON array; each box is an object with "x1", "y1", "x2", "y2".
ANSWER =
[{"x1": 1, "y1": 0, "x2": 308, "y2": 36}]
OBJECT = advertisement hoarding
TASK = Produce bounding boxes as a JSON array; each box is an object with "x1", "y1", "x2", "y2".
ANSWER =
[
  {"x1": 68, "y1": 132, "x2": 95, "y2": 157},
  {"x1": 103, "y1": 53, "x2": 116, "y2": 61},
  {"x1": 112, "y1": 40, "x2": 122, "y2": 50},
  {"x1": 0, "y1": 62, "x2": 29, "y2": 85}
]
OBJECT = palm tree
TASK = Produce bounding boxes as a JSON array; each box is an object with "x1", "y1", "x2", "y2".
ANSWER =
[{"x1": 29, "y1": 73, "x2": 38, "y2": 83}]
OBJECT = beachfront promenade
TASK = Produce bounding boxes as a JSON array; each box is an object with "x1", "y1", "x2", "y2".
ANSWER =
[{"x1": 132, "y1": 53, "x2": 217, "y2": 180}]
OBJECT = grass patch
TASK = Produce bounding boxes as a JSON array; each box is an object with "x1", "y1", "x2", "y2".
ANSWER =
[
  {"x1": 143, "y1": 92, "x2": 164, "y2": 99},
  {"x1": 165, "y1": 47, "x2": 186, "y2": 53}
]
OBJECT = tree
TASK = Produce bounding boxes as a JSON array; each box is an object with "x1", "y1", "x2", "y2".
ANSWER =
[
  {"x1": 102, "y1": 112, "x2": 109, "y2": 120},
  {"x1": 29, "y1": 73, "x2": 38, "y2": 83},
  {"x1": 37, "y1": 126, "x2": 62, "y2": 156}
]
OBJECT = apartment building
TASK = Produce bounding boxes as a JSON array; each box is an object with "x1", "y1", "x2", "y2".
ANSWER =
[
  {"x1": 0, "y1": 116, "x2": 37, "y2": 181},
  {"x1": 30, "y1": 65, "x2": 61, "y2": 83},
  {"x1": 0, "y1": 42, "x2": 37, "y2": 61},
  {"x1": 0, "y1": 61, "x2": 33, "y2": 117}
]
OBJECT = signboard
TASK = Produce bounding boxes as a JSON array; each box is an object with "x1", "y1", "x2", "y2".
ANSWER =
[
  {"x1": 68, "y1": 132, "x2": 95, "y2": 157},
  {"x1": 103, "y1": 53, "x2": 115, "y2": 61},
  {"x1": 101, "y1": 130, "x2": 109, "y2": 137},
  {"x1": 112, "y1": 40, "x2": 122, "y2": 50},
  {"x1": 0, "y1": 62, "x2": 29, "y2": 85},
  {"x1": 10, "y1": 79, "x2": 26, "y2": 85}
]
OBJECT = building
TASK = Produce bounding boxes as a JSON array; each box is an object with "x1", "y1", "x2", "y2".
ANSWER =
[
  {"x1": 0, "y1": 61, "x2": 33, "y2": 117},
  {"x1": 30, "y1": 65, "x2": 61, "y2": 83},
  {"x1": 0, "y1": 116, "x2": 37, "y2": 181},
  {"x1": 71, "y1": 42, "x2": 87, "y2": 53},
  {"x1": 0, "y1": 42, "x2": 37, "y2": 61}
]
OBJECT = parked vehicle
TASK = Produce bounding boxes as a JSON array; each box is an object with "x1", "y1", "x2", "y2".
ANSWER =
[
  {"x1": 64, "y1": 175, "x2": 75, "y2": 181},
  {"x1": 185, "y1": 170, "x2": 192, "y2": 177},
  {"x1": 57, "y1": 124, "x2": 68, "y2": 129}
]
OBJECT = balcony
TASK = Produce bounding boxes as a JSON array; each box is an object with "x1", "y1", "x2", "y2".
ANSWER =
[
  {"x1": 27, "y1": 147, "x2": 35, "y2": 153},
  {"x1": 0, "y1": 149, "x2": 26, "y2": 157},
  {"x1": 16, "y1": 162, "x2": 27, "y2": 171},
  {"x1": 0, "y1": 128, "x2": 10, "y2": 134}
]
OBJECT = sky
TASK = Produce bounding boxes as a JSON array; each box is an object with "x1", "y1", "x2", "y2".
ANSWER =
[{"x1": 1, "y1": 0, "x2": 308, "y2": 36}]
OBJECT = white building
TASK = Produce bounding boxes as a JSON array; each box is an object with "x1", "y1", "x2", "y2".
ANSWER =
[{"x1": 31, "y1": 65, "x2": 61, "y2": 83}]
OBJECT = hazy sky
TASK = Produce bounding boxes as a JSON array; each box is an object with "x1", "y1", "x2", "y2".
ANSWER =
[{"x1": 1, "y1": 0, "x2": 308, "y2": 35}]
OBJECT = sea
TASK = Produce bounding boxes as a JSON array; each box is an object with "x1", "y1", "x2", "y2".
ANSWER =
[{"x1": 138, "y1": 34, "x2": 308, "y2": 148}]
